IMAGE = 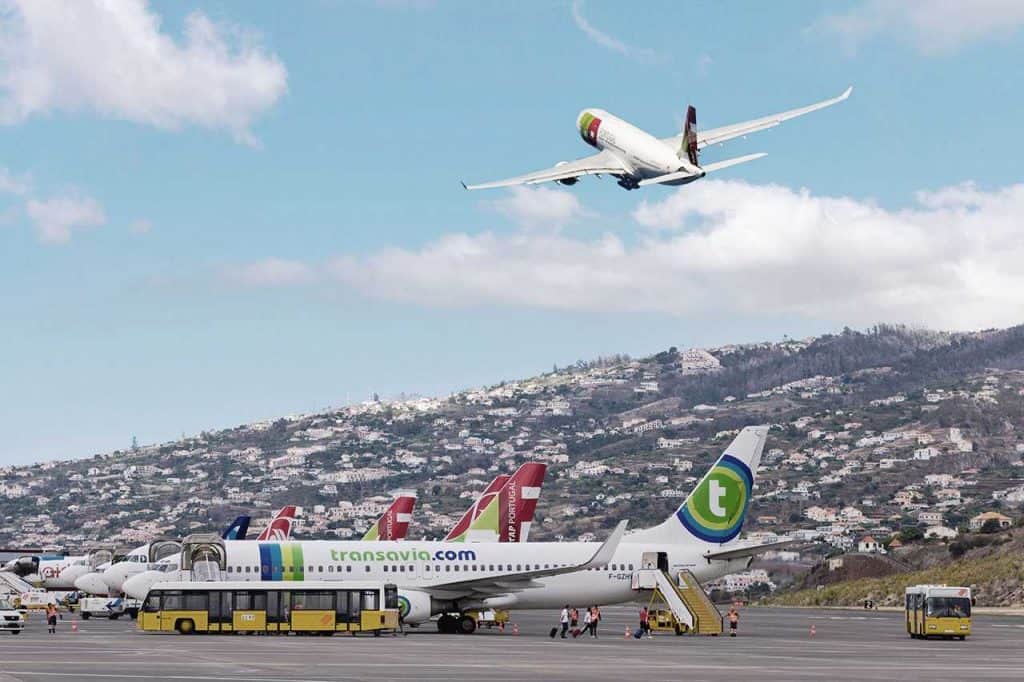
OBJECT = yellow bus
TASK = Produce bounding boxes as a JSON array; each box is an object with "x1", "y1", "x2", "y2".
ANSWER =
[
  {"x1": 905, "y1": 585, "x2": 972, "y2": 640},
  {"x1": 138, "y1": 581, "x2": 400, "y2": 635}
]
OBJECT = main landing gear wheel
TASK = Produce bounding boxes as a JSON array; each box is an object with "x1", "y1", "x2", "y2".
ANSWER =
[
  {"x1": 457, "y1": 615, "x2": 477, "y2": 635},
  {"x1": 437, "y1": 614, "x2": 457, "y2": 634}
]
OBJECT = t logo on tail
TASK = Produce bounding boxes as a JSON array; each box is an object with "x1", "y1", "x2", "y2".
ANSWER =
[{"x1": 709, "y1": 479, "x2": 728, "y2": 518}]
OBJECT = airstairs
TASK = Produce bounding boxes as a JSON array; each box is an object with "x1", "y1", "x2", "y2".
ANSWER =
[
  {"x1": 0, "y1": 571, "x2": 38, "y2": 594},
  {"x1": 632, "y1": 569, "x2": 723, "y2": 635}
]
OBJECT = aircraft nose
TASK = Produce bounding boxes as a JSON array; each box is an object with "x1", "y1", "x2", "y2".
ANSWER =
[
  {"x1": 75, "y1": 572, "x2": 110, "y2": 595},
  {"x1": 102, "y1": 566, "x2": 128, "y2": 591},
  {"x1": 122, "y1": 571, "x2": 158, "y2": 600}
]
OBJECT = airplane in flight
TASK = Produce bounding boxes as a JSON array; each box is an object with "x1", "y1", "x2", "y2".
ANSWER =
[
  {"x1": 462, "y1": 87, "x2": 851, "y2": 191},
  {"x1": 445, "y1": 462, "x2": 547, "y2": 543},
  {"x1": 125, "y1": 427, "x2": 790, "y2": 634}
]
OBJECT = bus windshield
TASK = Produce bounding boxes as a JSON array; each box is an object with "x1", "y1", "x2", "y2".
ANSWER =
[{"x1": 926, "y1": 597, "x2": 971, "y2": 618}]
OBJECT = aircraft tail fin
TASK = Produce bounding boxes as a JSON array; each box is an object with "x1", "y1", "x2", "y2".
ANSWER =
[
  {"x1": 256, "y1": 506, "x2": 298, "y2": 541},
  {"x1": 627, "y1": 426, "x2": 768, "y2": 546},
  {"x1": 445, "y1": 475, "x2": 510, "y2": 542},
  {"x1": 466, "y1": 462, "x2": 547, "y2": 542},
  {"x1": 678, "y1": 105, "x2": 699, "y2": 167},
  {"x1": 220, "y1": 515, "x2": 251, "y2": 541},
  {"x1": 362, "y1": 491, "x2": 417, "y2": 541}
]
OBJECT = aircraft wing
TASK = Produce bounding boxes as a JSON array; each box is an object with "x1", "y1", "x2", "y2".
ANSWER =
[
  {"x1": 661, "y1": 87, "x2": 852, "y2": 150},
  {"x1": 462, "y1": 150, "x2": 627, "y2": 190},
  {"x1": 421, "y1": 520, "x2": 627, "y2": 600},
  {"x1": 702, "y1": 538, "x2": 796, "y2": 562}
]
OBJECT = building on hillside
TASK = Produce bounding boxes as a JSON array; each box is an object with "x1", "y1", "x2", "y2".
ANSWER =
[
  {"x1": 857, "y1": 535, "x2": 885, "y2": 554},
  {"x1": 924, "y1": 526, "x2": 958, "y2": 540},
  {"x1": 969, "y1": 511, "x2": 1013, "y2": 531}
]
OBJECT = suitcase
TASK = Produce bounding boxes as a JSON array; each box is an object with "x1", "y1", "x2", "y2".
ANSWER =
[
  {"x1": 633, "y1": 628, "x2": 643, "y2": 639},
  {"x1": 549, "y1": 627, "x2": 558, "y2": 639},
  {"x1": 572, "y1": 628, "x2": 582, "y2": 638}
]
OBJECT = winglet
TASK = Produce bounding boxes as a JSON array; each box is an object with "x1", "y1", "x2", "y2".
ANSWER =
[
  {"x1": 582, "y1": 520, "x2": 627, "y2": 569},
  {"x1": 460, "y1": 181, "x2": 468, "y2": 190},
  {"x1": 840, "y1": 86, "x2": 853, "y2": 100}
]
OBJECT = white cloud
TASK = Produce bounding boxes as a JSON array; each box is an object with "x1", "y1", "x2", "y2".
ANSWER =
[
  {"x1": 222, "y1": 258, "x2": 317, "y2": 287},
  {"x1": 0, "y1": 0, "x2": 287, "y2": 143},
  {"x1": 484, "y1": 186, "x2": 588, "y2": 229},
  {"x1": 811, "y1": 0, "x2": 1024, "y2": 55},
  {"x1": 0, "y1": 166, "x2": 30, "y2": 195},
  {"x1": 26, "y1": 191, "x2": 106, "y2": 245},
  {"x1": 230, "y1": 179, "x2": 1024, "y2": 331},
  {"x1": 571, "y1": 0, "x2": 657, "y2": 61}
]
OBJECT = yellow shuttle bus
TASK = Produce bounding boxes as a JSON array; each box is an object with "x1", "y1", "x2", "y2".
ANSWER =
[
  {"x1": 138, "y1": 581, "x2": 400, "y2": 635},
  {"x1": 905, "y1": 584, "x2": 972, "y2": 640}
]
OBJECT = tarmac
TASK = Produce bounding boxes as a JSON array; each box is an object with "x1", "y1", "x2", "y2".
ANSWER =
[{"x1": 2, "y1": 606, "x2": 1024, "y2": 681}]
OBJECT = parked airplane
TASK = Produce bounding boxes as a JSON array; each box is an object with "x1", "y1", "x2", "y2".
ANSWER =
[
  {"x1": 74, "y1": 511, "x2": 290, "y2": 596},
  {"x1": 361, "y1": 492, "x2": 417, "y2": 541},
  {"x1": 449, "y1": 463, "x2": 546, "y2": 543},
  {"x1": 462, "y1": 87, "x2": 851, "y2": 191},
  {"x1": 126, "y1": 426, "x2": 789, "y2": 634}
]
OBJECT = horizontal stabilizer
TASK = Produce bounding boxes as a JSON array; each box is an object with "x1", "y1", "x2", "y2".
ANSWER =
[
  {"x1": 701, "y1": 152, "x2": 767, "y2": 173},
  {"x1": 703, "y1": 538, "x2": 795, "y2": 562}
]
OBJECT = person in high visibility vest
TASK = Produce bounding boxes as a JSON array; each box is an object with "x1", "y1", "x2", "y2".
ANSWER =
[{"x1": 728, "y1": 607, "x2": 739, "y2": 637}]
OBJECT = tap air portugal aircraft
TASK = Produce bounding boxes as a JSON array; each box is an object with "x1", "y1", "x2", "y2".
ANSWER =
[
  {"x1": 445, "y1": 463, "x2": 547, "y2": 543},
  {"x1": 361, "y1": 491, "x2": 417, "y2": 541},
  {"x1": 127, "y1": 427, "x2": 790, "y2": 634},
  {"x1": 463, "y1": 87, "x2": 851, "y2": 191},
  {"x1": 75, "y1": 510, "x2": 291, "y2": 596}
]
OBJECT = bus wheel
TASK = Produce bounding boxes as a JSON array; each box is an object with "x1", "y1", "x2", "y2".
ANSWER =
[
  {"x1": 81, "y1": 613, "x2": 91, "y2": 620},
  {"x1": 176, "y1": 619, "x2": 195, "y2": 635},
  {"x1": 457, "y1": 615, "x2": 477, "y2": 635}
]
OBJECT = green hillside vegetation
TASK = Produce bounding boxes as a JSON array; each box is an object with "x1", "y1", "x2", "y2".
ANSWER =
[{"x1": 769, "y1": 537, "x2": 1024, "y2": 607}]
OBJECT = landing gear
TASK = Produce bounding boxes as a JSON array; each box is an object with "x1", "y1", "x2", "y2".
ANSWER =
[
  {"x1": 437, "y1": 614, "x2": 457, "y2": 634},
  {"x1": 436, "y1": 613, "x2": 477, "y2": 634},
  {"x1": 457, "y1": 614, "x2": 477, "y2": 635},
  {"x1": 616, "y1": 176, "x2": 639, "y2": 191}
]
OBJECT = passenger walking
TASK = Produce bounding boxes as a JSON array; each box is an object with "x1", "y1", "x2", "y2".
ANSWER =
[
  {"x1": 46, "y1": 604, "x2": 58, "y2": 634},
  {"x1": 591, "y1": 605, "x2": 601, "y2": 638},
  {"x1": 639, "y1": 606, "x2": 650, "y2": 638},
  {"x1": 728, "y1": 607, "x2": 739, "y2": 637},
  {"x1": 560, "y1": 604, "x2": 570, "y2": 639},
  {"x1": 581, "y1": 608, "x2": 592, "y2": 638},
  {"x1": 570, "y1": 607, "x2": 579, "y2": 630}
]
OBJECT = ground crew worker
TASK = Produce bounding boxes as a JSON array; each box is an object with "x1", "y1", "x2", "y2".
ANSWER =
[
  {"x1": 560, "y1": 604, "x2": 570, "y2": 638},
  {"x1": 728, "y1": 607, "x2": 739, "y2": 637}
]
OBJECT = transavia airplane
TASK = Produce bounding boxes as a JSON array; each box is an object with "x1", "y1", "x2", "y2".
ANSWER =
[
  {"x1": 125, "y1": 426, "x2": 791, "y2": 633},
  {"x1": 462, "y1": 87, "x2": 851, "y2": 191}
]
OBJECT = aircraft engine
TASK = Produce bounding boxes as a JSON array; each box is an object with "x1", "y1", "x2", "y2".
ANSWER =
[
  {"x1": 556, "y1": 177, "x2": 578, "y2": 186},
  {"x1": 5, "y1": 556, "x2": 39, "y2": 577},
  {"x1": 397, "y1": 589, "x2": 434, "y2": 624}
]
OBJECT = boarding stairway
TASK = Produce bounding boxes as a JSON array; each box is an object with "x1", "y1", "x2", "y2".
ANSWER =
[
  {"x1": 0, "y1": 570, "x2": 38, "y2": 595},
  {"x1": 632, "y1": 569, "x2": 723, "y2": 635}
]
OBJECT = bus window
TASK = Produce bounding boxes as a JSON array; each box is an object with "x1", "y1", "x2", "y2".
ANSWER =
[
  {"x1": 162, "y1": 591, "x2": 184, "y2": 610},
  {"x1": 293, "y1": 591, "x2": 333, "y2": 611},
  {"x1": 927, "y1": 597, "x2": 971, "y2": 618},
  {"x1": 184, "y1": 592, "x2": 207, "y2": 611},
  {"x1": 221, "y1": 592, "x2": 234, "y2": 622},
  {"x1": 348, "y1": 591, "x2": 361, "y2": 621},
  {"x1": 267, "y1": 591, "x2": 289, "y2": 623},
  {"x1": 335, "y1": 590, "x2": 352, "y2": 622},
  {"x1": 235, "y1": 591, "x2": 252, "y2": 610},
  {"x1": 361, "y1": 589, "x2": 379, "y2": 611},
  {"x1": 142, "y1": 594, "x2": 160, "y2": 613}
]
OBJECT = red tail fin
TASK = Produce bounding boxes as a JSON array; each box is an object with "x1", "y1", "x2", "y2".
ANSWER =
[
  {"x1": 444, "y1": 475, "x2": 509, "y2": 542},
  {"x1": 257, "y1": 505, "x2": 297, "y2": 541},
  {"x1": 364, "y1": 492, "x2": 417, "y2": 541},
  {"x1": 498, "y1": 462, "x2": 547, "y2": 542}
]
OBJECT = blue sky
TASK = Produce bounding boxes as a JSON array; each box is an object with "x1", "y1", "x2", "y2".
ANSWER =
[{"x1": 2, "y1": 0, "x2": 1023, "y2": 464}]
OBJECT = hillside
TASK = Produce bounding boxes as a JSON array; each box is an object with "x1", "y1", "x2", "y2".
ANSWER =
[
  {"x1": 768, "y1": 527, "x2": 1024, "y2": 607},
  {"x1": 2, "y1": 323, "x2": 1024, "y2": 566}
]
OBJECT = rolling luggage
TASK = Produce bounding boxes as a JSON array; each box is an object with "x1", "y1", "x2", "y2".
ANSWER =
[
  {"x1": 549, "y1": 627, "x2": 558, "y2": 639},
  {"x1": 633, "y1": 628, "x2": 643, "y2": 639},
  {"x1": 571, "y1": 628, "x2": 582, "y2": 638}
]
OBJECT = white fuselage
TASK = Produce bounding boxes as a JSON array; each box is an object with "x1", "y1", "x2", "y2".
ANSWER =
[
  {"x1": 125, "y1": 537, "x2": 749, "y2": 622},
  {"x1": 577, "y1": 109, "x2": 681, "y2": 180}
]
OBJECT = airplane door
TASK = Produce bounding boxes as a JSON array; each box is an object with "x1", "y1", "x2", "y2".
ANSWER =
[{"x1": 641, "y1": 552, "x2": 658, "y2": 570}]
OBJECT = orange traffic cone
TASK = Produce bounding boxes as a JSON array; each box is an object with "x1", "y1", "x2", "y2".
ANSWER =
[
  {"x1": 809, "y1": 624, "x2": 816, "y2": 638},
  {"x1": 624, "y1": 625, "x2": 630, "y2": 639},
  {"x1": 71, "y1": 619, "x2": 78, "y2": 633},
  {"x1": 512, "y1": 623, "x2": 519, "y2": 635}
]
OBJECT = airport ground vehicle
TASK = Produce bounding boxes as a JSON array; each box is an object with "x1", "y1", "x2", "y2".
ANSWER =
[
  {"x1": 905, "y1": 585, "x2": 972, "y2": 639},
  {"x1": 0, "y1": 598, "x2": 26, "y2": 634},
  {"x1": 138, "y1": 581, "x2": 399, "y2": 635},
  {"x1": 79, "y1": 597, "x2": 141, "y2": 620}
]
